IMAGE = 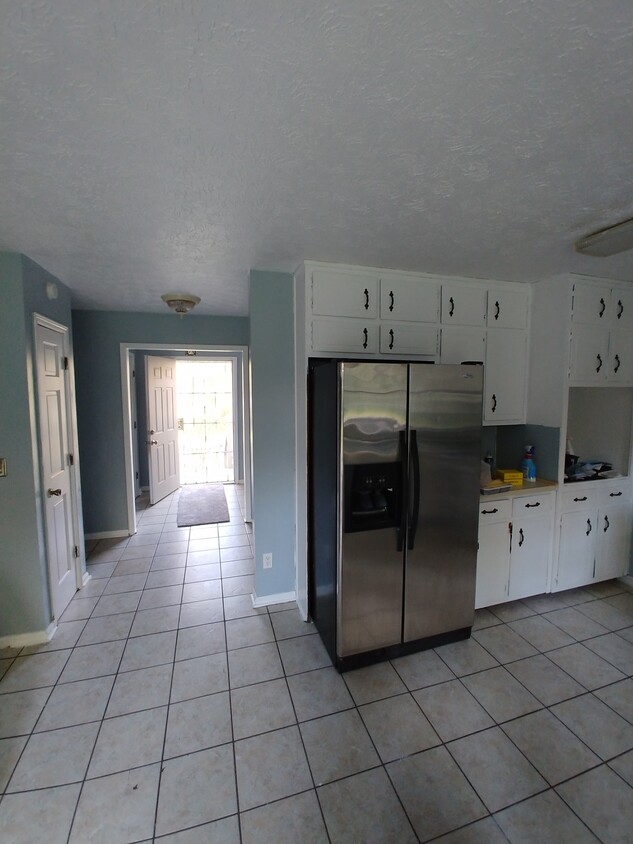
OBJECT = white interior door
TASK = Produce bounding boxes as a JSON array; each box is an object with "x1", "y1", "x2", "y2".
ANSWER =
[
  {"x1": 146, "y1": 355, "x2": 180, "y2": 504},
  {"x1": 35, "y1": 320, "x2": 77, "y2": 620}
]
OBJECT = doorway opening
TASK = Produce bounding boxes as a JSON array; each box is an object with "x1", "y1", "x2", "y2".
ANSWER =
[
  {"x1": 176, "y1": 358, "x2": 236, "y2": 485},
  {"x1": 120, "y1": 343, "x2": 251, "y2": 536}
]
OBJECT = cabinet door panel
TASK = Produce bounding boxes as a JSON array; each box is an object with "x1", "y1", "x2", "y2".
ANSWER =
[
  {"x1": 484, "y1": 329, "x2": 527, "y2": 424},
  {"x1": 608, "y1": 330, "x2": 633, "y2": 384},
  {"x1": 379, "y1": 277, "x2": 439, "y2": 322},
  {"x1": 440, "y1": 327, "x2": 485, "y2": 365},
  {"x1": 379, "y1": 324, "x2": 438, "y2": 357},
  {"x1": 311, "y1": 318, "x2": 378, "y2": 354},
  {"x1": 595, "y1": 506, "x2": 631, "y2": 581},
  {"x1": 487, "y1": 288, "x2": 529, "y2": 329},
  {"x1": 508, "y1": 517, "x2": 551, "y2": 600},
  {"x1": 312, "y1": 271, "x2": 378, "y2": 318},
  {"x1": 612, "y1": 289, "x2": 633, "y2": 331},
  {"x1": 572, "y1": 285, "x2": 611, "y2": 326},
  {"x1": 556, "y1": 511, "x2": 596, "y2": 591},
  {"x1": 475, "y1": 521, "x2": 510, "y2": 609},
  {"x1": 569, "y1": 326, "x2": 609, "y2": 383},
  {"x1": 441, "y1": 285, "x2": 487, "y2": 326}
]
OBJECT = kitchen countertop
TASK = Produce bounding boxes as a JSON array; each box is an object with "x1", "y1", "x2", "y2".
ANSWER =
[{"x1": 480, "y1": 478, "x2": 558, "y2": 500}]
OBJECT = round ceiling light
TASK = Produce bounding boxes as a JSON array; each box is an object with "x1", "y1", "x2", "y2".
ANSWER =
[{"x1": 161, "y1": 293, "x2": 201, "y2": 316}]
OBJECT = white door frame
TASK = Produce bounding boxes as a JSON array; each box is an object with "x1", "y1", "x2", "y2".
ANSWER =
[
  {"x1": 120, "y1": 343, "x2": 251, "y2": 536},
  {"x1": 33, "y1": 314, "x2": 86, "y2": 613}
]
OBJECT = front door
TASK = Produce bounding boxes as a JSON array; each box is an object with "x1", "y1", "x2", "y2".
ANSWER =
[
  {"x1": 35, "y1": 319, "x2": 77, "y2": 620},
  {"x1": 146, "y1": 355, "x2": 180, "y2": 504}
]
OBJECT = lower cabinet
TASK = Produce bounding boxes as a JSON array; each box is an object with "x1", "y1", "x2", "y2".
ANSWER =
[
  {"x1": 475, "y1": 490, "x2": 555, "y2": 609},
  {"x1": 554, "y1": 481, "x2": 632, "y2": 591}
]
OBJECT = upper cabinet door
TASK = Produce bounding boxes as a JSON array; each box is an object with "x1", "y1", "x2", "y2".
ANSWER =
[
  {"x1": 572, "y1": 284, "x2": 611, "y2": 325},
  {"x1": 611, "y1": 289, "x2": 633, "y2": 331},
  {"x1": 487, "y1": 288, "x2": 529, "y2": 329},
  {"x1": 440, "y1": 327, "x2": 486, "y2": 365},
  {"x1": 379, "y1": 276, "x2": 440, "y2": 323},
  {"x1": 441, "y1": 285, "x2": 487, "y2": 326},
  {"x1": 569, "y1": 326, "x2": 610, "y2": 383},
  {"x1": 312, "y1": 270, "x2": 379, "y2": 318}
]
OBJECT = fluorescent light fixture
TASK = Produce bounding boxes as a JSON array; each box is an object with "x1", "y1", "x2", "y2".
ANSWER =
[{"x1": 575, "y1": 217, "x2": 633, "y2": 257}]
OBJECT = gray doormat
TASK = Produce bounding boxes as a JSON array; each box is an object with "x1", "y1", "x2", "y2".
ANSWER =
[{"x1": 177, "y1": 483, "x2": 230, "y2": 527}]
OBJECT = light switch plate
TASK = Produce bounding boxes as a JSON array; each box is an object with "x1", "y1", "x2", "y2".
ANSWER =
[{"x1": 0, "y1": 458, "x2": 6, "y2": 477}]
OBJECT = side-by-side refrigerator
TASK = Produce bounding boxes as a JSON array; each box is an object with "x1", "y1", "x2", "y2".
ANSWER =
[{"x1": 308, "y1": 360, "x2": 483, "y2": 671}]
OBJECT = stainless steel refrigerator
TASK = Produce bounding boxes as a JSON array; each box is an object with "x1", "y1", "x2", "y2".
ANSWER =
[{"x1": 308, "y1": 360, "x2": 483, "y2": 671}]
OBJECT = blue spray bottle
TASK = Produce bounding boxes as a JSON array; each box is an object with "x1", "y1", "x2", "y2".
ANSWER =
[{"x1": 521, "y1": 445, "x2": 536, "y2": 482}]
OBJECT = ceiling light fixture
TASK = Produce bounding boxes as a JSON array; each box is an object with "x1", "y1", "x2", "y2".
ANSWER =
[
  {"x1": 161, "y1": 292, "x2": 201, "y2": 316},
  {"x1": 575, "y1": 217, "x2": 633, "y2": 257}
]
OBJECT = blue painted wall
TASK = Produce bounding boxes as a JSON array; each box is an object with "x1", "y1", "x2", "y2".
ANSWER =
[
  {"x1": 0, "y1": 253, "x2": 73, "y2": 637},
  {"x1": 72, "y1": 310, "x2": 249, "y2": 534},
  {"x1": 249, "y1": 270, "x2": 297, "y2": 599}
]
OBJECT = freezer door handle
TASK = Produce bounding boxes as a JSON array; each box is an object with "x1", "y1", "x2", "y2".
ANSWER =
[
  {"x1": 407, "y1": 430, "x2": 421, "y2": 551},
  {"x1": 396, "y1": 430, "x2": 407, "y2": 552}
]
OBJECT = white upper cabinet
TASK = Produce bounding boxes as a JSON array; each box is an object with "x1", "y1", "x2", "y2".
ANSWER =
[
  {"x1": 311, "y1": 269, "x2": 378, "y2": 318},
  {"x1": 487, "y1": 287, "x2": 529, "y2": 329},
  {"x1": 379, "y1": 275, "x2": 440, "y2": 322},
  {"x1": 441, "y1": 285, "x2": 487, "y2": 326},
  {"x1": 380, "y1": 323, "x2": 438, "y2": 357},
  {"x1": 312, "y1": 318, "x2": 378, "y2": 354},
  {"x1": 572, "y1": 284, "x2": 612, "y2": 325},
  {"x1": 483, "y1": 329, "x2": 527, "y2": 424}
]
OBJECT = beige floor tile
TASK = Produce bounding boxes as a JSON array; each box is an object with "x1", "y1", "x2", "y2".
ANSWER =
[
  {"x1": 359, "y1": 692, "x2": 440, "y2": 762},
  {"x1": 391, "y1": 648, "x2": 456, "y2": 691},
  {"x1": 387, "y1": 745, "x2": 487, "y2": 840},
  {"x1": 343, "y1": 661, "x2": 407, "y2": 705},
  {"x1": 435, "y1": 638, "x2": 499, "y2": 676},
  {"x1": 448, "y1": 727, "x2": 547, "y2": 813},
  {"x1": 287, "y1": 666, "x2": 354, "y2": 722},
  {"x1": 277, "y1": 634, "x2": 331, "y2": 676},
  {"x1": 505, "y1": 653, "x2": 585, "y2": 706},
  {"x1": 0, "y1": 651, "x2": 71, "y2": 693},
  {"x1": 0, "y1": 736, "x2": 28, "y2": 793},
  {"x1": 164, "y1": 692, "x2": 232, "y2": 757},
  {"x1": 35, "y1": 675, "x2": 114, "y2": 732},
  {"x1": 547, "y1": 643, "x2": 626, "y2": 690},
  {"x1": 495, "y1": 789, "x2": 600, "y2": 843},
  {"x1": 318, "y1": 767, "x2": 417, "y2": 844},
  {"x1": 0, "y1": 687, "x2": 52, "y2": 738},
  {"x1": 175, "y1": 622, "x2": 226, "y2": 662},
  {"x1": 472, "y1": 625, "x2": 539, "y2": 663},
  {"x1": 106, "y1": 663, "x2": 173, "y2": 717},
  {"x1": 584, "y1": 632, "x2": 633, "y2": 674},
  {"x1": 170, "y1": 652, "x2": 228, "y2": 702},
  {"x1": 241, "y1": 790, "x2": 327, "y2": 844},
  {"x1": 235, "y1": 726, "x2": 312, "y2": 811},
  {"x1": 231, "y1": 679, "x2": 296, "y2": 740},
  {"x1": 502, "y1": 709, "x2": 601, "y2": 785},
  {"x1": 120, "y1": 630, "x2": 177, "y2": 672},
  {"x1": 7, "y1": 722, "x2": 99, "y2": 791},
  {"x1": 595, "y1": 678, "x2": 633, "y2": 724},
  {"x1": 300, "y1": 709, "x2": 380, "y2": 785},
  {"x1": 550, "y1": 693, "x2": 633, "y2": 761},
  {"x1": 0, "y1": 783, "x2": 81, "y2": 844},
  {"x1": 556, "y1": 764, "x2": 633, "y2": 843},
  {"x1": 508, "y1": 615, "x2": 576, "y2": 652},
  {"x1": 431, "y1": 817, "x2": 509, "y2": 843},
  {"x1": 461, "y1": 666, "x2": 542, "y2": 722},
  {"x1": 413, "y1": 679, "x2": 495, "y2": 742}
]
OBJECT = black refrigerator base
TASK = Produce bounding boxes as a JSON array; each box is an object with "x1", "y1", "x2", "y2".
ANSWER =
[{"x1": 330, "y1": 626, "x2": 472, "y2": 673}]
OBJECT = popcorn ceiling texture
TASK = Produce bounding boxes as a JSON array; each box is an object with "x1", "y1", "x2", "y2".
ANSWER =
[{"x1": 1, "y1": 1, "x2": 632, "y2": 315}]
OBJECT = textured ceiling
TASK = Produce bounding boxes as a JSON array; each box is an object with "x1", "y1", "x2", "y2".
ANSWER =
[{"x1": 1, "y1": 1, "x2": 633, "y2": 316}]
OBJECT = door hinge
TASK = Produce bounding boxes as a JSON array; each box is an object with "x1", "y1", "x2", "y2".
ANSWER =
[
  {"x1": 133, "y1": 421, "x2": 137, "y2": 430},
  {"x1": 135, "y1": 471, "x2": 139, "y2": 480},
  {"x1": 63, "y1": 356, "x2": 69, "y2": 370},
  {"x1": 74, "y1": 545, "x2": 80, "y2": 558},
  {"x1": 132, "y1": 369, "x2": 136, "y2": 378},
  {"x1": 68, "y1": 453, "x2": 74, "y2": 466}
]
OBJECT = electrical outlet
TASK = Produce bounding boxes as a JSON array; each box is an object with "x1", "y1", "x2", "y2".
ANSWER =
[{"x1": 263, "y1": 552, "x2": 273, "y2": 569}]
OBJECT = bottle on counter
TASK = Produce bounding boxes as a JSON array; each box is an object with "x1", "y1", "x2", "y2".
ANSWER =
[{"x1": 521, "y1": 445, "x2": 536, "y2": 482}]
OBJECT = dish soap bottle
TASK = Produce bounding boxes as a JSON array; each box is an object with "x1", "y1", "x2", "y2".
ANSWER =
[{"x1": 521, "y1": 445, "x2": 536, "y2": 482}]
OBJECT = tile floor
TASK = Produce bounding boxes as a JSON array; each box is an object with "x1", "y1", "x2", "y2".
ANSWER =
[{"x1": 1, "y1": 484, "x2": 633, "y2": 842}]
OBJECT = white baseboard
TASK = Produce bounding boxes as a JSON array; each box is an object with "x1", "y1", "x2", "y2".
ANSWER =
[
  {"x1": 85, "y1": 530, "x2": 130, "y2": 540},
  {"x1": 251, "y1": 590, "x2": 296, "y2": 608},
  {"x1": 81, "y1": 571, "x2": 92, "y2": 587},
  {"x1": 0, "y1": 621, "x2": 56, "y2": 650}
]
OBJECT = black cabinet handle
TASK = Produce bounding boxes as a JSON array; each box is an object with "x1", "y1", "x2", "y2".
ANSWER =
[
  {"x1": 618, "y1": 299, "x2": 624, "y2": 319},
  {"x1": 573, "y1": 496, "x2": 588, "y2": 502},
  {"x1": 389, "y1": 329, "x2": 395, "y2": 350},
  {"x1": 362, "y1": 328, "x2": 368, "y2": 349},
  {"x1": 389, "y1": 291, "x2": 394, "y2": 312},
  {"x1": 518, "y1": 528, "x2": 525, "y2": 547},
  {"x1": 494, "y1": 300, "x2": 500, "y2": 321},
  {"x1": 609, "y1": 491, "x2": 623, "y2": 498},
  {"x1": 449, "y1": 296, "x2": 455, "y2": 317},
  {"x1": 491, "y1": 393, "x2": 497, "y2": 413},
  {"x1": 604, "y1": 515, "x2": 610, "y2": 533},
  {"x1": 599, "y1": 298, "x2": 606, "y2": 318},
  {"x1": 586, "y1": 518, "x2": 592, "y2": 536},
  {"x1": 596, "y1": 354, "x2": 603, "y2": 373},
  {"x1": 614, "y1": 354, "x2": 621, "y2": 373},
  {"x1": 525, "y1": 502, "x2": 541, "y2": 508},
  {"x1": 482, "y1": 508, "x2": 499, "y2": 515},
  {"x1": 363, "y1": 289, "x2": 369, "y2": 310}
]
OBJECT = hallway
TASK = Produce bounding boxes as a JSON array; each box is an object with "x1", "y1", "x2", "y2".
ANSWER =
[{"x1": 1, "y1": 485, "x2": 633, "y2": 842}]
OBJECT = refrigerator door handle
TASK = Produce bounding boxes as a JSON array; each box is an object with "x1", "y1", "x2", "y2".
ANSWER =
[
  {"x1": 407, "y1": 429, "x2": 421, "y2": 551},
  {"x1": 396, "y1": 430, "x2": 407, "y2": 551}
]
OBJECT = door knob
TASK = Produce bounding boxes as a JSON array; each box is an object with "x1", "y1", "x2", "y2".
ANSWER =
[
  {"x1": 48, "y1": 488, "x2": 62, "y2": 496},
  {"x1": 147, "y1": 439, "x2": 158, "y2": 445}
]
